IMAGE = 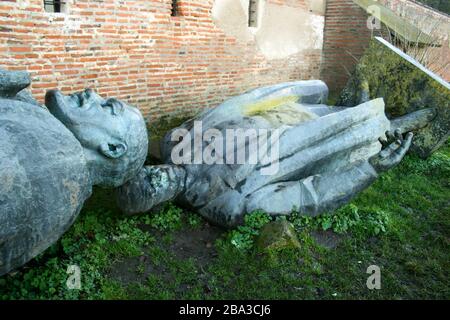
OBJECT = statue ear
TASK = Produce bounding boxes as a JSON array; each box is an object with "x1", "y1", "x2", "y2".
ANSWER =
[{"x1": 99, "y1": 142, "x2": 128, "y2": 159}]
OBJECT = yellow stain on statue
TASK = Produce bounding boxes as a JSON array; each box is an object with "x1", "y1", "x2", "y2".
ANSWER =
[
  {"x1": 242, "y1": 95, "x2": 318, "y2": 127},
  {"x1": 243, "y1": 95, "x2": 299, "y2": 116}
]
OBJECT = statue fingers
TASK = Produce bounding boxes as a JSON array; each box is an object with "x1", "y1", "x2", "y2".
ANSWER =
[
  {"x1": 379, "y1": 141, "x2": 400, "y2": 159},
  {"x1": 394, "y1": 128, "x2": 403, "y2": 142},
  {"x1": 385, "y1": 130, "x2": 396, "y2": 142},
  {"x1": 378, "y1": 136, "x2": 389, "y2": 148},
  {"x1": 393, "y1": 132, "x2": 413, "y2": 158},
  {"x1": 385, "y1": 132, "x2": 413, "y2": 167}
]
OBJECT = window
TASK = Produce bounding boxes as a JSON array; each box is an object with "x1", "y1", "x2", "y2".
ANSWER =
[
  {"x1": 44, "y1": 0, "x2": 67, "y2": 13},
  {"x1": 171, "y1": 0, "x2": 179, "y2": 17},
  {"x1": 248, "y1": 0, "x2": 259, "y2": 27}
]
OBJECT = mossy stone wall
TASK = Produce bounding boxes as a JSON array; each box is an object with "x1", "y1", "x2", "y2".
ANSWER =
[{"x1": 339, "y1": 39, "x2": 449, "y2": 158}]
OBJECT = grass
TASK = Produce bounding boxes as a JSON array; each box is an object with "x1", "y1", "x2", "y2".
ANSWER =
[{"x1": 0, "y1": 141, "x2": 448, "y2": 300}]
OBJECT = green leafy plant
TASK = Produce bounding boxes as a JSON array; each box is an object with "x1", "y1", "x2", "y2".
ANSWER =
[
  {"x1": 289, "y1": 204, "x2": 390, "y2": 238},
  {"x1": 317, "y1": 204, "x2": 361, "y2": 234},
  {"x1": 144, "y1": 203, "x2": 183, "y2": 231},
  {"x1": 400, "y1": 152, "x2": 450, "y2": 177},
  {"x1": 227, "y1": 210, "x2": 272, "y2": 250},
  {"x1": 186, "y1": 212, "x2": 203, "y2": 228}
]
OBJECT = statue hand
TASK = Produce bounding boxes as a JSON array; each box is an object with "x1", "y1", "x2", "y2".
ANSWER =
[{"x1": 370, "y1": 129, "x2": 413, "y2": 173}]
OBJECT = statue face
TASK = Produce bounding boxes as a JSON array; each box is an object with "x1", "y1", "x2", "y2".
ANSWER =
[{"x1": 46, "y1": 89, "x2": 148, "y2": 187}]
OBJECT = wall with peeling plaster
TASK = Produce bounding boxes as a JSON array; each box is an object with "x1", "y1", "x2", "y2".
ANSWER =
[{"x1": 212, "y1": 0, "x2": 325, "y2": 60}]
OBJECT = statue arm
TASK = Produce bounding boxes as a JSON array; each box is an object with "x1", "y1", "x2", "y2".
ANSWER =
[
  {"x1": 307, "y1": 130, "x2": 413, "y2": 214},
  {"x1": 297, "y1": 160, "x2": 379, "y2": 215},
  {"x1": 246, "y1": 130, "x2": 413, "y2": 216},
  {"x1": 246, "y1": 160, "x2": 378, "y2": 216},
  {"x1": 116, "y1": 165, "x2": 186, "y2": 215}
]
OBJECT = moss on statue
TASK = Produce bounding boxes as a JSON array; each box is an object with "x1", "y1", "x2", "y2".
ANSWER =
[{"x1": 339, "y1": 39, "x2": 450, "y2": 158}]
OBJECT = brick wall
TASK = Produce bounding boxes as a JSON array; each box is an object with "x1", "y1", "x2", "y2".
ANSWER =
[
  {"x1": 0, "y1": 0, "x2": 322, "y2": 121},
  {"x1": 320, "y1": 0, "x2": 372, "y2": 96}
]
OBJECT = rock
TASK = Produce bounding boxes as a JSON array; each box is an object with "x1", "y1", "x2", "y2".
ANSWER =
[{"x1": 256, "y1": 220, "x2": 301, "y2": 252}]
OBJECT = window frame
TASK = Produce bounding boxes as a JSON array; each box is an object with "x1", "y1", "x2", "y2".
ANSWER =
[
  {"x1": 171, "y1": 0, "x2": 179, "y2": 17},
  {"x1": 248, "y1": 0, "x2": 259, "y2": 27},
  {"x1": 43, "y1": 0, "x2": 68, "y2": 14}
]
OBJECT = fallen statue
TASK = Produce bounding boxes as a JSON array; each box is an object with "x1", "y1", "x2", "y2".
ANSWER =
[
  {"x1": 116, "y1": 81, "x2": 417, "y2": 227},
  {"x1": 1, "y1": 69, "x2": 434, "y2": 276}
]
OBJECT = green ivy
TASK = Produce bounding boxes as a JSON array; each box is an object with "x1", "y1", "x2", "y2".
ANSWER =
[
  {"x1": 227, "y1": 211, "x2": 272, "y2": 250},
  {"x1": 289, "y1": 204, "x2": 390, "y2": 238},
  {"x1": 144, "y1": 203, "x2": 183, "y2": 231}
]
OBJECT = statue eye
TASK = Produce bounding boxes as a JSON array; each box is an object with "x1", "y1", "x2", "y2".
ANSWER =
[
  {"x1": 68, "y1": 94, "x2": 81, "y2": 106},
  {"x1": 102, "y1": 98, "x2": 124, "y2": 115},
  {"x1": 102, "y1": 104, "x2": 115, "y2": 115}
]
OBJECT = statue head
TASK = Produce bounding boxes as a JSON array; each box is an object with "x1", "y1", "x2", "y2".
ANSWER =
[{"x1": 46, "y1": 89, "x2": 148, "y2": 188}]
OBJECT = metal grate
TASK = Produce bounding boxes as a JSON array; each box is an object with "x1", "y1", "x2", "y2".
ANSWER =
[
  {"x1": 43, "y1": 0, "x2": 66, "y2": 13},
  {"x1": 248, "y1": 0, "x2": 259, "y2": 27}
]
